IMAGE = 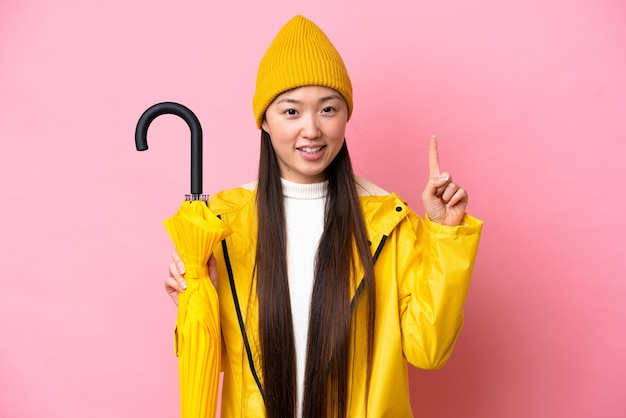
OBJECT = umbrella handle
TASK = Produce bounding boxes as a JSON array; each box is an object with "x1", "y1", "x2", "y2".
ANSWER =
[{"x1": 135, "y1": 102, "x2": 203, "y2": 195}]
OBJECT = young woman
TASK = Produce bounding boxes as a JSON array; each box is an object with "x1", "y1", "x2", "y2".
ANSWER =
[{"x1": 166, "y1": 15, "x2": 482, "y2": 418}]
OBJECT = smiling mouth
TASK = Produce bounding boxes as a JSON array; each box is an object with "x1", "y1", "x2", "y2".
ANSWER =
[{"x1": 298, "y1": 146, "x2": 325, "y2": 154}]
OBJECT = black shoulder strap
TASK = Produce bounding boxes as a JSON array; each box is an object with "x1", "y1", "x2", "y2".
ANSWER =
[
  {"x1": 350, "y1": 235, "x2": 388, "y2": 311},
  {"x1": 219, "y1": 222, "x2": 266, "y2": 403}
]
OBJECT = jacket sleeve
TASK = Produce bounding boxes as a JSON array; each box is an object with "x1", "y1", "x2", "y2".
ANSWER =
[{"x1": 396, "y1": 212, "x2": 483, "y2": 369}]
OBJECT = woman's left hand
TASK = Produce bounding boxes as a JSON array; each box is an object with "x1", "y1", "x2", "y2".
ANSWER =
[{"x1": 421, "y1": 135, "x2": 469, "y2": 226}]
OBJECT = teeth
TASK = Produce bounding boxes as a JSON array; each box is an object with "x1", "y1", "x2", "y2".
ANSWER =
[{"x1": 300, "y1": 146, "x2": 322, "y2": 153}]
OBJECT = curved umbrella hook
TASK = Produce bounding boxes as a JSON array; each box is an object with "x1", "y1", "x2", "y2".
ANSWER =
[{"x1": 135, "y1": 102, "x2": 203, "y2": 196}]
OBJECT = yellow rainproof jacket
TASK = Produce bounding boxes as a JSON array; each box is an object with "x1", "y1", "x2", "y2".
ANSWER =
[{"x1": 207, "y1": 179, "x2": 482, "y2": 417}]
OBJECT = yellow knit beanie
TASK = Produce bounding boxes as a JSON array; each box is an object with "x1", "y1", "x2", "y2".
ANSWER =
[{"x1": 252, "y1": 15, "x2": 353, "y2": 129}]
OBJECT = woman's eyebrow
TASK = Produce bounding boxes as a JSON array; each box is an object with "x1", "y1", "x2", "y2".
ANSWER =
[
  {"x1": 275, "y1": 98, "x2": 301, "y2": 105},
  {"x1": 319, "y1": 94, "x2": 343, "y2": 103},
  {"x1": 275, "y1": 94, "x2": 343, "y2": 105}
]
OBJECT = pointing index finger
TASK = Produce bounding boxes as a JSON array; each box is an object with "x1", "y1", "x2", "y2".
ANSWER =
[{"x1": 429, "y1": 135, "x2": 441, "y2": 178}]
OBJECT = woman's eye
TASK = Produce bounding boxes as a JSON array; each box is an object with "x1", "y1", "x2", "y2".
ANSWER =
[
  {"x1": 322, "y1": 107, "x2": 335, "y2": 113},
  {"x1": 284, "y1": 109, "x2": 297, "y2": 116}
]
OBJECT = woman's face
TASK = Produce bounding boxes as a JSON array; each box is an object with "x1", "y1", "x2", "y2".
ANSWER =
[{"x1": 262, "y1": 86, "x2": 348, "y2": 184}]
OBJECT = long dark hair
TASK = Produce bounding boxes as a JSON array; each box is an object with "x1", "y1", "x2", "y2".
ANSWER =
[{"x1": 255, "y1": 129, "x2": 376, "y2": 418}]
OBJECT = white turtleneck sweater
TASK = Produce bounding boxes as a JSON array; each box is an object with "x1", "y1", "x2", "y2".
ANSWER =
[{"x1": 281, "y1": 178, "x2": 327, "y2": 414}]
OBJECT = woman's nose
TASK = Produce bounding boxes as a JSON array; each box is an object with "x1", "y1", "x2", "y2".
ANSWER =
[{"x1": 301, "y1": 114, "x2": 321, "y2": 138}]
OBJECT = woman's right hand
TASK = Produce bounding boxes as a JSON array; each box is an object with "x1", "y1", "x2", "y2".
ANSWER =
[
  {"x1": 166, "y1": 250, "x2": 187, "y2": 306},
  {"x1": 165, "y1": 250, "x2": 219, "y2": 306}
]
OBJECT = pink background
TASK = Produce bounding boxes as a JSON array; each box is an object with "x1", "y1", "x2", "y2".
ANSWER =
[{"x1": 1, "y1": 0, "x2": 625, "y2": 417}]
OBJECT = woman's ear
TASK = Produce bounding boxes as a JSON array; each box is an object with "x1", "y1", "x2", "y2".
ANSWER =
[{"x1": 261, "y1": 118, "x2": 269, "y2": 133}]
